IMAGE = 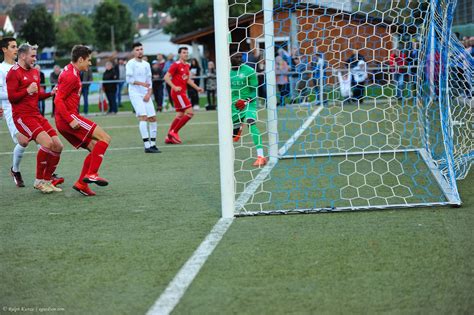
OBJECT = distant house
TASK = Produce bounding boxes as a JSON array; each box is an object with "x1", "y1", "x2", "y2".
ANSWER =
[
  {"x1": 0, "y1": 15, "x2": 15, "y2": 36},
  {"x1": 134, "y1": 28, "x2": 193, "y2": 57}
]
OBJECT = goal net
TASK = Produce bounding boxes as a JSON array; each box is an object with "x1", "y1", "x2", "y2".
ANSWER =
[{"x1": 216, "y1": 0, "x2": 473, "y2": 216}]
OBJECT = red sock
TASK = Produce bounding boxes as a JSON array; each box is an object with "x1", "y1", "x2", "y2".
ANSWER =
[
  {"x1": 36, "y1": 147, "x2": 49, "y2": 180},
  {"x1": 168, "y1": 116, "x2": 182, "y2": 134},
  {"x1": 43, "y1": 150, "x2": 61, "y2": 181},
  {"x1": 88, "y1": 141, "x2": 109, "y2": 175},
  {"x1": 78, "y1": 153, "x2": 92, "y2": 183},
  {"x1": 174, "y1": 114, "x2": 193, "y2": 133}
]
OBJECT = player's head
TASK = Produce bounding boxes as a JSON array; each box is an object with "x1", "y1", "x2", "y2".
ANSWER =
[
  {"x1": 1, "y1": 37, "x2": 18, "y2": 63},
  {"x1": 178, "y1": 47, "x2": 188, "y2": 61},
  {"x1": 230, "y1": 52, "x2": 242, "y2": 69},
  {"x1": 71, "y1": 45, "x2": 92, "y2": 71},
  {"x1": 17, "y1": 43, "x2": 38, "y2": 70},
  {"x1": 132, "y1": 42, "x2": 144, "y2": 59}
]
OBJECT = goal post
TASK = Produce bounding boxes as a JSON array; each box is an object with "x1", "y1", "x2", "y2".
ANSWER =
[{"x1": 215, "y1": 0, "x2": 473, "y2": 217}]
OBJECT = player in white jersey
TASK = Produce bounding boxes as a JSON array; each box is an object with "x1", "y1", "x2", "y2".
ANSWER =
[
  {"x1": 126, "y1": 42, "x2": 160, "y2": 153},
  {"x1": 0, "y1": 37, "x2": 28, "y2": 186}
]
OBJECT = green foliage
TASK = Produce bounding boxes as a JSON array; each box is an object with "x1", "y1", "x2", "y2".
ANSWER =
[
  {"x1": 56, "y1": 14, "x2": 95, "y2": 54},
  {"x1": 10, "y1": 3, "x2": 33, "y2": 22},
  {"x1": 92, "y1": 0, "x2": 134, "y2": 51},
  {"x1": 19, "y1": 5, "x2": 56, "y2": 48},
  {"x1": 154, "y1": 0, "x2": 261, "y2": 36},
  {"x1": 119, "y1": 0, "x2": 149, "y2": 18},
  {"x1": 154, "y1": 0, "x2": 214, "y2": 36}
]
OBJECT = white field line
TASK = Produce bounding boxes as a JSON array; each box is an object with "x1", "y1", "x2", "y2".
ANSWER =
[
  {"x1": 0, "y1": 121, "x2": 218, "y2": 134},
  {"x1": 0, "y1": 142, "x2": 225, "y2": 156},
  {"x1": 146, "y1": 217, "x2": 234, "y2": 315},
  {"x1": 235, "y1": 106, "x2": 324, "y2": 212},
  {"x1": 145, "y1": 105, "x2": 324, "y2": 315}
]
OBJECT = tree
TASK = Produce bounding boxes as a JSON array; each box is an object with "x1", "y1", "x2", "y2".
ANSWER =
[
  {"x1": 92, "y1": 0, "x2": 133, "y2": 51},
  {"x1": 10, "y1": 3, "x2": 33, "y2": 23},
  {"x1": 56, "y1": 14, "x2": 95, "y2": 54},
  {"x1": 19, "y1": 5, "x2": 56, "y2": 48},
  {"x1": 154, "y1": 0, "x2": 261, "y2": 36}
]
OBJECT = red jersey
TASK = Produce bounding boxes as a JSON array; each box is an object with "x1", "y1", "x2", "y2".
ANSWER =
[
  {"x1": 168, "y1": 61, "x2": 190, "y2": 93},
  {"x1": 6, "y1": 64, "x2": 51, "y2": 118},
  {"x1": 55, "y1": 63, "x2": 81, "y2": 124}
]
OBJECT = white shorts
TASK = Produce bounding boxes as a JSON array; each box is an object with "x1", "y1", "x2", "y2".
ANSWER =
[
  {"x1": 2, "y1": 105, "x2": 19, "y2": 144},
  {"x1": 129, "y1": 95, "x2": 156, "y2": 117}
]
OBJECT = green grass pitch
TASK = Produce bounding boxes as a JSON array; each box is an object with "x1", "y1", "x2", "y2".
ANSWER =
[{"x1": 0, "y1": 109, "x2": 472, "y2": 314}]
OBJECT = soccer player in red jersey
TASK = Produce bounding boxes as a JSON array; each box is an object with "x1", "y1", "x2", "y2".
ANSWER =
[
  {"x1": 163, "y1": 47, "x2": 204, "y2": 144},
  {"x1": 6, "y1": 43, "x2": 63, "y2": 193},
  {"x1": 54, "y1": 45, "x2": 111, "y2": 196}
]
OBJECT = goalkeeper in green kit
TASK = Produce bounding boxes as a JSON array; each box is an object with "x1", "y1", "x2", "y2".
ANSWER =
[{"x1": 230, "y1": 53, "x2": 267, "y2": 167}]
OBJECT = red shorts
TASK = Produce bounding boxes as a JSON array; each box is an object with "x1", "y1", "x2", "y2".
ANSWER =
[
  {"x1": 171, "y1": 92, "x2": 191, "y2": 112},
  {"x1": 56, "y1": 114, "x2": 97, "y2": 149},
  {"x1": 14, "y1": 115, "x2": 57, "y2": 141}
]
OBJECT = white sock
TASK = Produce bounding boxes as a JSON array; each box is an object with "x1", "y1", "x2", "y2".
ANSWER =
[
  {"x1": 257, "y1": 148, "x2": 264, "y2": 157},
  {"x1": 139, "y1": 121, "x2": 150, "y2": 148},
  {"x1": 12, "y1": 144, "x2": 26, "y2": 172},
  {"x1": 149, "y1": 122, "x2": 157, "y2": 147}
]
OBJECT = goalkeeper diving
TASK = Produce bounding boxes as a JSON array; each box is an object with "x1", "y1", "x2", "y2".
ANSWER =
[{"x1": 230, "y1": 53, "x2": 267, "y2": 167}]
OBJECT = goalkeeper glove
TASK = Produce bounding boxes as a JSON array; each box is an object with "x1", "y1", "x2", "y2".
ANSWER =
[{"x1": 235, "y1": 98, "x2": 250, "y2": 111}]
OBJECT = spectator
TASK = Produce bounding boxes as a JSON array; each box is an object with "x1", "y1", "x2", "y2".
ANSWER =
[
  {"x1": 389, "y1": 49, "x2": 407, "y2": 99},
  {"x1": 348, "y1": 52, "x2": 367, "y2": 103},
  {"x1": 205, "y1": 61, "x2": 217, "y2": 110},
  {"x1": 275, "y1": 55, "x2": 290, "y2": 106},
  {"x1": 337, "y1": 69, "x2": 352, "y2": 103},
  {"x1": 310, "y1": 53, "x2": 326, "y2": 104},
  {"x1": 102, "y1": 61, "x2": 118, "y2": 114},
  {"x1": 289, "y1": 52, "x2": 300, "y2": 99},
  {"x1": 163, "y1": 53, "x2": 175, "y2": 110},
  {"x1": 295, "y1": 55, "x2": 312, "y2": 103},
  {"x1": 151, "y1": 56, "x2": 165, "y2": 112},
  {"x1": 80, "y1": 66, "x2": 93, "y2": 115},
  {"x1": 49, "y1": 64, "x2": 61, "y2": 117},
  {"x1": 188, "y1": 58, "x2": 201, "y2": 110},
  {"x1": 115, "y1": 58, "x2": 126, "y2": 108},
  {"x1": 35, "y1": 64, "x2": 46, "y2": 116}
]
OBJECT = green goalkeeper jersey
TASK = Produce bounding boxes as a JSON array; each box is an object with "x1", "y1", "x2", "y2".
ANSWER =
[{"x1": 230, "y1": 64, "x2": 258, "y2": 111}]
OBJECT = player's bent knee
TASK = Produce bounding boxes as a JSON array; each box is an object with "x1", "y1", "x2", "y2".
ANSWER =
[
  {"x1": 102, "y1": 133, "x2": 112, "y2": 144},
  {"x1": 17, "y1": 134, "x2": 29, "y2": 147},
  {"x1": 148, "y1": 116, "x2": 157, "y2": 122}
]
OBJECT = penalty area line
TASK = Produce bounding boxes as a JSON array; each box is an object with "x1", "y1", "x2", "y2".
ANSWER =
[{"x1": 146, "y1": 217, "x2": 234, "y2": 315}]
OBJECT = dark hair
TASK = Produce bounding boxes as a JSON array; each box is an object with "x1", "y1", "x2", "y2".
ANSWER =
[
  {"x1": 132, "y1": 42, "x2": 143, "y2": 49},
  {"x1": 71, "y1": 45, "x2": 92, "y2": 62},
  {"x1": 178, "y1": 47, "x2": 188, "y2": 54},
  {"x1": 0, "y1": 37, "x2": 16, "y2": 50}
]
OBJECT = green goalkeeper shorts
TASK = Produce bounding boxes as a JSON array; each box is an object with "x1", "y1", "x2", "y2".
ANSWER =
[{"x1": 232, "y1": 101, "x2": 258, "y2": 125}]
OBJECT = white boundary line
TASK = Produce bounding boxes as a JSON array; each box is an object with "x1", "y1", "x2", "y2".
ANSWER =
[
  {"x1": 145, "y1": 105, "x2": 324, "y2": 315},
  {"x1": 0, "y1": 142, "x2": 226, "y2": 156},
  {"x1": 0, "y1": 121, "x2": 218, "y2": 134},
  {"x1": 146, "y1": 217, "x2": 234, "y2": 315}
]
